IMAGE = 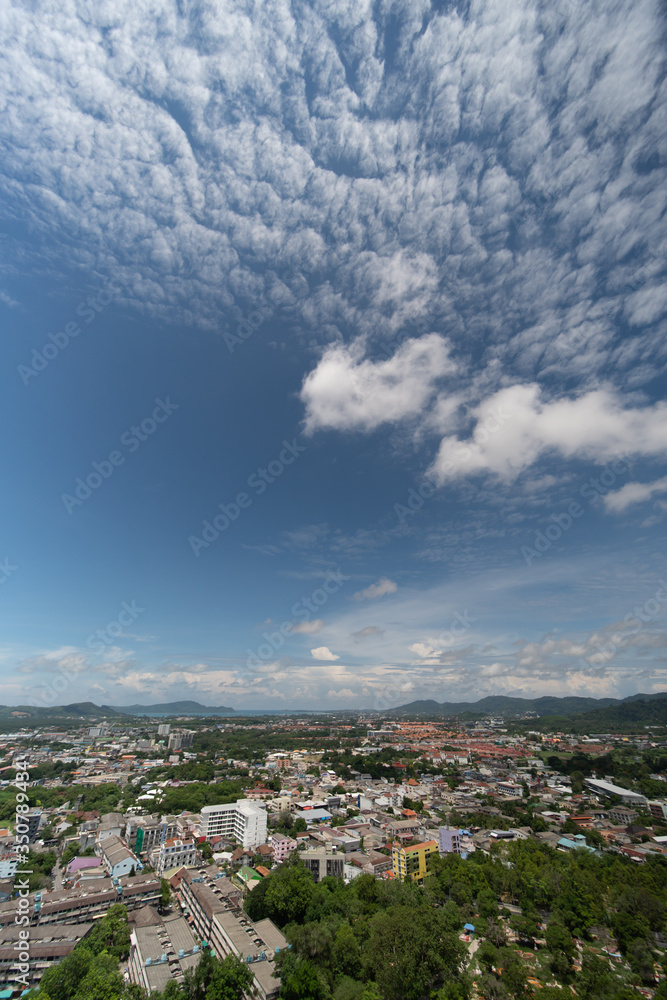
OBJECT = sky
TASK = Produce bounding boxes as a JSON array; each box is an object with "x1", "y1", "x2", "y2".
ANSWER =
[{"x1": 1, "y1": 0, "x2": 666, "y2": 712}]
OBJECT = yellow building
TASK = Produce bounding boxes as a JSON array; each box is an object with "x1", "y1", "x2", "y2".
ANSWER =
[{"x1": 392, "y1": 839, "x2": 438, "y2": 883}]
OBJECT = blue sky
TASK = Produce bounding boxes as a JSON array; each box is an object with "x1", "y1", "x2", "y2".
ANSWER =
[{"x1": 1, "y1": 0, "x2": 666, "y2": 711}]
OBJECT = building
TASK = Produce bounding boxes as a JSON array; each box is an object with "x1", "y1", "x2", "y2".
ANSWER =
[
  {"x1": 150, "y1": 838, "x2": 200, "y2": 876},
  {"x1": 132, "y1": 816, "x2": 179, "y2": 855},
  {"x1": 438, "y1": 826, "x2": 461, "y2": 854},
  {"x1": 300, "y1": 851, "x2": 345, "y2": 883},
  {"x1": 178, "y1": 871, "x2": 284, "y2": 999},
  {"x1": 96, "y1": 813, "x2": 125, "y2": 844},
  {"x1": 168, "y1": 731, "x2": 194, "y2": 752},
  {"x1": 269, "y1": 833, "x2": 297, "y2": 863},
  {"x1": 0, "y1": 874, "x2": 161, "y2": 929},
  {"x1": 24, "y1": 809, "x2": 43, "y2": 843},
  {"x1": 648, "y1": 801, "x2": 667, "y2": 821},
  {"x1": 99, "y1": 835, "x2": 143, "y2": 878},
  {"x1": 607, "y1": 806, "x2": 638, "y2": 826},
  {"x1": 200, "y1": 800, "x2": 267, "y2": 849},
  {"x1": 158, "y1": 724, "x2": 171, "y2": 737},
  {"x1": 0, "y1": 855, "x2": 19, "y2": 879},
  {"x1": 496, "y1": 781, "x2": 523, "y2": 798},
  {"x1": 292, "y1": 808, "x2": 332, "y2": 826},
  {"x1": 128, "y1": 914, "x2": 200, "y2": 994},
  {"x1": 0, "y1": 922, "x2": 92, "y2": 991},
  {"x1": 392, "y1": 840, "x2": 438, "y2": 883},
  {"x1": 557, "y1": 834, "x2": 596, "y2": 854},
  {"x1": 583, "y1": 778, "x2": 647, "y2": 807}
]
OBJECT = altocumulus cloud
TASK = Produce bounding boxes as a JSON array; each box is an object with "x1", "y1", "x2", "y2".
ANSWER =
[{"x1": 0, "y1": 0, "x2": 663, "y2": 371}]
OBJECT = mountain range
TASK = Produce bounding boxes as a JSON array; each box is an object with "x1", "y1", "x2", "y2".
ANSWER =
[{"x1": 386, "y1": 691, "x2": 667, "y2": 720}]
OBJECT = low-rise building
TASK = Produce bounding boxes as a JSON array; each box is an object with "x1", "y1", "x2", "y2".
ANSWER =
[
  {"x1": 0, "y1": 922, "x2": 92, "y2": 991},
  {"x1": 269, "y1": 833, "x2": 297, "y2": 863},
  {"x1": 98, "y1": 835, "x2": 143, "y2": 879}
]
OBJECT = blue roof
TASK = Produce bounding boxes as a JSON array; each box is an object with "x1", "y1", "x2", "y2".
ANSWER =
[
  {"x1": 464, "y1": 923, "x2": 475, "y2": 931},
  {"x1": 557, "y1": 837, "x2": 595, "y2": 852}
]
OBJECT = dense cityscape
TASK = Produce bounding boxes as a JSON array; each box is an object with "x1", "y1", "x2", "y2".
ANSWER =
[{"x1": 0, "y1": 697, "x2": 665, "y2": 999}]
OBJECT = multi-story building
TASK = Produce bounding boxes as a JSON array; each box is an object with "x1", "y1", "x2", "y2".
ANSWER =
[
  {"x1": 392, "y1": 840, "x2": 438, "y2": 883},
  {"x1": 131, "y1": 816, "x2": 179, "y2": 855},
  {"x1": 158, "y1": 724, "x2": 171, "y2": 738},
  {"x1": 269, "y1": 833, "x2": 297, "y2": 863},
  {"x1": 98, "y1": 835, "x2": 143, "y2": 879},
  {"x1": 179, "y1": 871, "x2": 285, "y2": 999},
  {"x1": 150, "y1": 837, "x2": 200, "y2": 876},
  {"x1": 0, "y1": 874, "x2": 161, "y2": 927},
  {"x1": 300, "y1": 851, "x2": 344, "y2": 883},
  {"x1": 607, "y1": 806, "x2": 638, "y2": 826},
  {"x1": 200, "y1": 800, "x2": 267, "y2": 849},
  {"x1": 438, "y1": 826, "x2": 461, "y2": 854},
  {"x1": 648, "y1": 801, "x2": 667, "y2": 821},
  {"x1": 24, "y1": 809, "x2": 43, "y2": 843},
  {"x1": 0, "y1": 922, "x2": 92, "y2": 991},
  {"x1": 128, "y1": 914, "x2": 200, "y2": 994}
]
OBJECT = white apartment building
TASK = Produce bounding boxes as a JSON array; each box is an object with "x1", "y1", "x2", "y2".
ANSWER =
[
  {"x1": 200, "y1": 800, "x2": 267, "y2": 849},
  {"x1": 149, "y1": 837, "x2": 200, "y2": 875}
]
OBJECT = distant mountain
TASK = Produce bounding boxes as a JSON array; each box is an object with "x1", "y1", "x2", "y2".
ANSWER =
[
  {"x1": 107, "y1": 701, "x2": 236, "y2": 716},
  {"x1": 532, "y1": 694, "x2": 667, "y2": 732},
  {"x1": 387, "y1": 692, "x2": 667, "y2": 718},
  {"x1": 61, "y1": 702, "x2": 123, "y2": 716}
]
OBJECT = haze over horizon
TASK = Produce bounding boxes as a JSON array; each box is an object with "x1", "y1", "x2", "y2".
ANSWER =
[{"x1": 2, "y1": 0, "x2": 666, "y2": 712}]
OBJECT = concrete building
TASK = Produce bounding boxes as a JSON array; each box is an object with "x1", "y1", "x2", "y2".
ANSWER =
[
  {"x1": 438, "y1": 826, "x2": 462, "y2": 854},
  {"x1": 150, "y1": 837, "x2": 200, "y2": 876},
  {"x1": 300, "y1": 851, "x2": 344, "y2": 883},
  {"x1": 99, "y1": 835, "x2": 143, "y2": 878},
  {"x1": 131, "y1": 816, "x2": 179, "y2": 855},
  {"x1": 392, "y1": 840, "x2": 438, "y2": 883},
  {"x1": 0, "y1": 922, "x2": 92, "y2": 992},
  {"x1": 200, "y1": 800, "x2": 267, "y2": 849},
  {"x1": 269, "y1": 833, "x2": 297, "y2": 863},
  {"x1": 584, "y1": 778, "x2": 647, "y2": 807},
  {"x1": 178, "y1": 871, "x2": 284, "y2": 999},
  {"x1": 158, "y1": 724, "x2": 171, "y2": 737},
  {"x1": 128, "y1": 914, "x2": 200, "y2": 994},
  {"x1": 607, "y1": 806, "x2": 638, "y2": 826}
]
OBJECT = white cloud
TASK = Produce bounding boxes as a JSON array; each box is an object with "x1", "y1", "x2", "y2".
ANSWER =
[
  {"x1": 293, "y1": 619, "x2": 324, "y2": 635},
  {"x1": 429, "y1": 385, "x2": 667, "y2": 483},
  {"x1": 310, "y1": 646, "x2": 340, "y2": 661},
  {"x1": 301, "y1": 333, "x2": 455, "y2": 435},
  {"x1": 353, "y1": 578, "x2": 398, "y2": 601},
  {"x1": 603, "y1": 476, "x2": 667, "y2": 513}
]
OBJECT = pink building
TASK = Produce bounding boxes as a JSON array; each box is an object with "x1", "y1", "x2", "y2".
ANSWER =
[{"x1": 270, "y1": 832, "x2": 297, "y2": 862}]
